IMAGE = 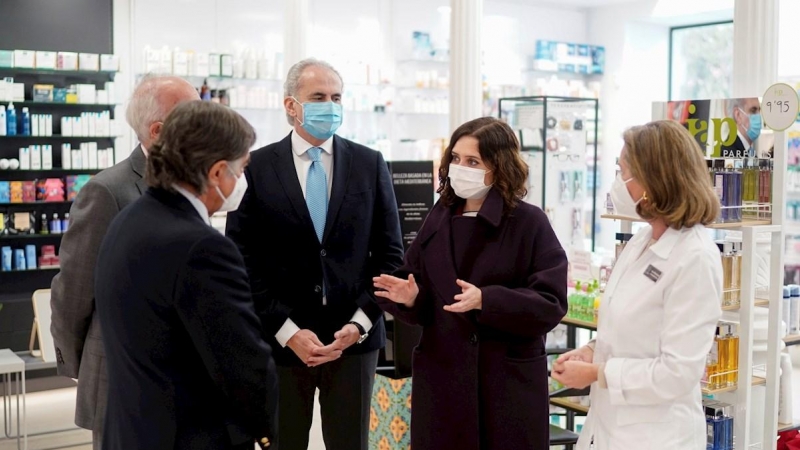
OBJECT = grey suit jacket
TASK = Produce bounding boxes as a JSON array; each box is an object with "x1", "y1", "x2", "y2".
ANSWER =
[{"x1": 50, "y1": 146, "x2": 147, "y2": 434}]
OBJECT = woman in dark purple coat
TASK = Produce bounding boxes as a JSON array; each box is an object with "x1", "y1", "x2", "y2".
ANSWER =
[{"x1": 374, "y1": 117, "x2": 568, "y2": 450}]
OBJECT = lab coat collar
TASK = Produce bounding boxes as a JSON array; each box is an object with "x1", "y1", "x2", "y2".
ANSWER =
[{"x1": 648, "y1": 226, "x2": 682, "y2": 259}]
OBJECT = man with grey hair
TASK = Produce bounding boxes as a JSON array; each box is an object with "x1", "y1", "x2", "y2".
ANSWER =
[
  {"x1": 50, "y1": 74, "x2": 198, "y2": 449},
  {"x1": 227, "y1": 58, "x2": 403, "y2": 450},
  {"x1": 722, "y1": 97, "x2": 762, "y2": 157}
]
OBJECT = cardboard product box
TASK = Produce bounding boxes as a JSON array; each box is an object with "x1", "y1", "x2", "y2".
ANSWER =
[
  {"x1": 35, "y1": 51, "x2": 57, "y2": 69},
  {"x1": 21, "y1": 181, "x2": 36, "y2": 203},
  {"x1": 0, "y1": 181, "x2": 10, "y2": 203},
  {"x1": 220, "y1": 54, "x2": 234, "y2": 77},
  {"x1": 0, "y1": 50, "x2": 14, "y2": 68},
  {"x1": 57, "y1": 52, "x2": 79, "y2": 70},
  {"x1": 33, "y1": 84, "x2": 55, "y2": 102},
  {"x1": 193, "y1": 52, "x2": 210, "y2": 77},
  {"x1": 53, "y1": 88, "x2": 68, "y2": 103},
  {"x1": 79, "y1": 53, "x2": 100, "y2": 71},
  {"x1": 13, "y1": 50, "x2": 35, "y2": 68},
  {"x1": 100, "y1": 54, "x2": 119, "y2": 72},
  {"x1": 9, "y1": 182, "x2": 23, "y2": 203},
  {"x1": 173, "y1": 50, "x2": 189, "y2": 76},
  {"x1": 209, "y1": 54, "x2": 221, "y2": 77},
  {"x1": 11, "y1": 83, "x2": 24, "y2": 102}
]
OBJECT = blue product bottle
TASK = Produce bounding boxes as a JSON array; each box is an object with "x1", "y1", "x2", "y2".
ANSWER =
[
  {"x1": 1, "y1": 246, "x2": 11, "y2": 271},
  {"x1": 21, "y1": 107, "x2": 30, "y2": 136},
  {"x1": 14, "y1": 249, "x2": 26, "y2": 271},
  {"x1": 62, "y1": 213, "x2": 70, "y2": 232},
  {"x1": 25, "y1": 245, "x2": 36, "y2": 270},
  {"x1": 6, "y1": 103, "x2": 16, "y2": 136},
  {"x1": 50, "y1": 213, "x2": 61, "y2": 234}
]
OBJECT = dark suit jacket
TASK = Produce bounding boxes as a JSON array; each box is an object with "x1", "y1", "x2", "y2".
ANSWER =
[
  {"x1": 95, "y1": 188, "x2": 278, "y2": 450},
  {"x1": 378, "y1": 189, "x2": 568, "y2": 450},
  {"x1": 50, "y1": 145, "x2": 147, "y2": 434},
  {"x1": 226, "y1": 133, "x2": 404, "y2": 366}
]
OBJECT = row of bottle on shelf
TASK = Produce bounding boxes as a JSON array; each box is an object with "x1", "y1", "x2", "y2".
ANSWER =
[
  {"x1": 703, "y1": 324, "x2": 740, "y2": 391},
  {"x1": 707, "y1": 158, "x2": 773, "y2": 223},
  {"x1": 1, "y1": 244, "x2": 59, "y2": 271},
  {"x1": 0, "y1": 105, "x2": 49, "y2": 137},
  {"x1": 1, "y1": 210, "x2": 70, "y2": 236},
  {"x1": 0, "y1": 78, "x2": 117, "y2": 104},
  {"x1": 0, "y1": 175, "x2": 90, "y2": 203},
  {"x1": 566, "y1": 280, "x2": 600, "y2": 323},
  {"x1": 0, "y1": 144, "x2": 113, "y2": 172},
  {"x1": 782, "y1": 285, "x2": 800, "y2": 338},
  {"x1": 143, "y1": 47, "x2": 284, "y2": 81}
]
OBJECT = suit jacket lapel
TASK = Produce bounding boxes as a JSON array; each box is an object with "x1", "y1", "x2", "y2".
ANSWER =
[
  {"x1": 128, "y1": 145, "x2": 148, "y2": 194},
  {"x1": 272, "y1": 134, "x2": 317, "y2": 237},
  {"x1": 322, "y1": 135, "x2": 352, "y2": 243}
]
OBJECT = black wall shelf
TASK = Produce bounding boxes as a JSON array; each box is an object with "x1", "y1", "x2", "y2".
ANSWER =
[
  {"x1": 1, "y1": 101, "x2": 118, "y2": 109},
  {"x1": 0, "y1": 201, "x2": 72, "y2": 207},
  {"x1": 0, "y1": 136, "x2": 119, "y2": 141},
  {"x1": 0, "y1": 67, "x2": 116, "y2": 80},
  {"x1": 0, "y1": 234, "x2": 64, "y2": 241}
]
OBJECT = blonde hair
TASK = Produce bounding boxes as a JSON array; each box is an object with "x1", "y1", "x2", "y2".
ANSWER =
[{"x1": 623, "y1": 120, "x2": 720, "y2": 228}]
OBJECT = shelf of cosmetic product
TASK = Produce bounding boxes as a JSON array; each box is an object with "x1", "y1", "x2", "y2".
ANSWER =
[
  {"x1": 2, "y1": 101, "x2": 119, "y2": 109},
  {"x1": 0, "y1": 67, "x2": 117, "y2": 79},
  {"x1": 0, "y1": 169, "x2": 102, "y2": 175},
  {"x1": 0, "y1": 266, "x2": 59, "y2": 274},
  {"x1": 0, "y1": 233, "x2": 65, "y2": 241},
  {"x1": 0, "y1": 201, "x2": 71, "y2": 207},
  {"x1": 560, "y1": 316, "x2": 597, "y2": 331},
  {"x1": 549, "y1": 397, "x2": 590, "y2": 414},
  {"x1": 701, "y1": 376, "x2": 766, "y2": 396},
  {"x1": 0, "y1": 135, "x2": 120, "y2": 140},
  {"x1": 600, "y1": 214, "x2": 773, "y2": 229},
  {"x1": 720, "y1": 298, "x2": 770, "y2": 312}
]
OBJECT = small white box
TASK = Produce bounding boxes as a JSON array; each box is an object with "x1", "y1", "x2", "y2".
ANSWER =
[
  {"x1": 72, "y1": 117, "x2": 81, "y2": 136},
  {"x1": 42, "y1": 145, "x2": 53, "y2": 170},
  {"x1": 100, "y1": 54, "x2": 119, "y2": 72},
  {"x1": 31, "y1": 145, "x2": 42, "y2": 170},
  {"x1": 105, "y1": 82, "x2": 116, "y2": 103},
  {"x1": 220, "y1": 54, "x2": 234, "y2": 77},
  {"x1": 81, "y1": 116, "x2": 89, "y2": 137},
  {"x1": 98, "y1": 149, "x2": 108, "y2": 169},
  {"x1": 19, "y1": 147, "x2": 31, "y2": 170},
  {"x1": 61, "y1": 144, "x2": 71, "y2": 169},
  {"x1": 108, "y1": 147, "x2": 115, "y2": 166},
  {"x1": 45, "y1": 115, "x2": 52, "y2": 136},
  {"x1": 78, "y1": 53, "x2": 99, "y2": 71},
  {"x1": 96, "y1": 90, "x2": 108, "y2": 104},
  {"x1": 61, "y1": 117, "x2": 72, "y2": 137},
  {"x1": 81, "y1": 144, "x2": 89, "y2": 169},
  {"x1": 13, "y1": 50, "x2": 35, "y2": 68},
  {"x1": 57, "y1": 52, "x2": 79, "y2": 71},
  {"x1": 209, "y1": 53, "x2": 221, "y2": 76},
  {"x1": 35, "y1": 51, "x2": 57, "y2": 70},
  {"x1": 173, "y1": 50, "x2": 189, "y2": 76},
  {"x1": 77, "y1": 84, "x2": 96, "y2": 104},
  {"x1": 0, "y1": 80, "x2": 10, "y2": 102},
  {"x1": 31, "y1": 115, "x2": 39, "y2": 137},
  {"x1": 11, "y1": 84, "x2": 24, "y2": 102},
  {"x1": 88, "y1": 144, "x2": 98, "y2": 169},
  {"x1": 72, "y1": 149, "x2": 81, "y2": 170},
  {"x1": 193, "y1": 52, "x2": 210, "y2": 77},
  {"x1": 88, "y1": 113, "x2": 97, "y2": 137}
]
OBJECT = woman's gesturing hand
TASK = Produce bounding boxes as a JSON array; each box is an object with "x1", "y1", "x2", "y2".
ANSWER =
[{"x1": 373, "y1": 274, "x2": 420, "y2": 307}]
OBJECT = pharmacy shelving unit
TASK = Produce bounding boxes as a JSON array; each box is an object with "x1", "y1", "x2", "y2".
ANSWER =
[{"x1": 598, "y1": 130, "x2": 789, "y2": 450}]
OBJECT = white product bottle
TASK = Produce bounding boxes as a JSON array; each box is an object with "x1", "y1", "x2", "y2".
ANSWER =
[
  {"x1": 778, "y1": 352, "x2": 794, "y2": 424},
  {"x1": 0, "y1": 105, "x2": 5, "y2": 136}
]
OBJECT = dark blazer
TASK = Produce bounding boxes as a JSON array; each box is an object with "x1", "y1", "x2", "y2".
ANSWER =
[
  {"x1": 50, "y1": 145, "x2": 147, "y2": 435},
  {"x1": 378, "y1": 189, "x2": 568, "y2": 450},
  {"x1": 95, "y1": 188, "x2": 278, "y2": 450},
  {"x1": 226, "y1": 133, "x2": 404, "y2": 366}
]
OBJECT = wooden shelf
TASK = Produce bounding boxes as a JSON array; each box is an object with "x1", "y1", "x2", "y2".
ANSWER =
[
  {"x1": 561, "y1": 316, "x2": 597, "y2": 331},
  {"x1": 784, "y1": 334, "x2": 800, "y2": 346},
  {"x1": 779, "y1": 421, "x2": 800, "y2": 433},
  {"x1": 549, "y1": 397, "x2": 589, "y2": 414},
  {"x1": 701, "y1": 376, "x2": 766, "y2": 395},
  {"x1": 721, "y1": 298, "x2": 771, "y2": 311},
  {"x1": 601, "y1": 214, "x2": 772, "y2": 229}
]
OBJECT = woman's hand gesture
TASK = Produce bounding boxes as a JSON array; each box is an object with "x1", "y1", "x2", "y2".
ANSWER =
[{"x1": 373, "y1": 274, "x2": 420, "y2": 307}]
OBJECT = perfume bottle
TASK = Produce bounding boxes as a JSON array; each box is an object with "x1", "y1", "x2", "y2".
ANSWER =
[
  {"x1": 731, "y1": 243, "x2": 742, "y2": 306},
  {"x1": 40, "y1": 213, "x2": 49, "y2": 235},
  {"x1": 725, "y1": 325, "x2": 739, "y2": 387},
  {"x1": 715, "y1": 326, "x2": 728, "y2": 390},
  {"x1": 706, "y1": 328, "x2": 721, "y2": 390},
  {"x1": 705, "y1": 400, "x2": 734, "y2": 450},
  {"x1": 720, "y1": 243, "x2": 733, "y2": 307}
]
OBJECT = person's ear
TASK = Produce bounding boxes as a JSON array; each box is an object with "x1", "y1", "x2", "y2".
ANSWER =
[
  {"x1": 285, "y1": 97, "x2": 300, "y2": 121},
  {"x1": 149, "y1": 121, "x2": 164, "y2": 142},
  {"x1": 207, "y1": 160, "x2": 227, "y2": 188}
]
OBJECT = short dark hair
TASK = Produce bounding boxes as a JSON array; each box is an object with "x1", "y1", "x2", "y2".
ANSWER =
[
  {"x1": 146, "y1": 101, "x2": 255, "y2": 193},
  {"x1": 438, "y1": 117, "x2": 528, "y2": 214}
]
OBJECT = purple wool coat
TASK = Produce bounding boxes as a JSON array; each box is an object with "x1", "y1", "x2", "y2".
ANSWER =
[{"x1": 378, "y1": 188, "x2": 568, "y2": 450}]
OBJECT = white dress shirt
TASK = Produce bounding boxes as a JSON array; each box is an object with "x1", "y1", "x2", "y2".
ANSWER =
[
  {"x1": 173, "y1": 185, "x2": 211, "y2": 226},
  {"x1": 275, "y1": 132, "x2": 373, "y2": 348}
]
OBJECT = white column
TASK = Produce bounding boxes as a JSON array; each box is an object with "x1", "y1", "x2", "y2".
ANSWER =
[
  {"x1": 449, "y1": 0, "x2": 483, "y2": 132},
  {"x1": 284, "y1": 0, "x2": 309, "y2": 71},
  {"x1": 732, "y1": 0, "x2": 779, "y2": 97}
]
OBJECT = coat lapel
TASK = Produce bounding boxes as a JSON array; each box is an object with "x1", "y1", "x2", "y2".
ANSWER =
[
  {"x1": 419, "y1": 205, "x2": 461, "y2": 307},
  {"x1": 322, "y1": 135, "x2": 352, "y2": 243},
  {"x1": 271, "y1": 134, "x2": 317, "y2": 237},
  {"x1": 129, "y1": 145, "x2": 148, "y2": 194}
]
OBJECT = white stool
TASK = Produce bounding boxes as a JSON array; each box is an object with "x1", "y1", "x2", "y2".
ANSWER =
[{"x1": 0, "y1": 349, "x2": 26, "y2": 450}]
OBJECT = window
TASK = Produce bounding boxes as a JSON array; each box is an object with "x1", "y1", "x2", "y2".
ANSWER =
[{"x1": 669, "y1": 21, "x2": 734, "y2": 100}]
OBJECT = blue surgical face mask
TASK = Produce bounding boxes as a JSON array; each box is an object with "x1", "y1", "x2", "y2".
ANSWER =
[
  {"x1": 292, "y1": 97, "x2": 343, "y2": 141},
  {"x1": 739, "y1": 107, "x2": 762, "y2": 142}
]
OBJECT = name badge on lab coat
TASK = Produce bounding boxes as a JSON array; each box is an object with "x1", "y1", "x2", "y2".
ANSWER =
[{"x1": 644, "y1": 264, "x2": 662, "y2": 282}]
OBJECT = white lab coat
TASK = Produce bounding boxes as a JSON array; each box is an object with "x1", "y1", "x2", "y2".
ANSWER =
[{"x1": 577, "y1": 224, "x2": 722, "y2": 450}]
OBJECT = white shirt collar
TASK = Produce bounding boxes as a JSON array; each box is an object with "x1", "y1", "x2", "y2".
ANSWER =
[
  {"x1": 291, "y1": 131, "x2": 334, "y2": 157},
  {"x1": 173, "y1": 184, "x2": 211, "y2": 226}
]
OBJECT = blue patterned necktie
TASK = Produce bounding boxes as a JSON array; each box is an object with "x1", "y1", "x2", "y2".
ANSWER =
[{"x1": 306, "y1": 147, "x2": 328, "y2": 242}]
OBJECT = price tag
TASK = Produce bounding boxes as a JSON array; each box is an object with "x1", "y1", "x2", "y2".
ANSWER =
[{"x1": 761, "y1": 83, "x2": 799, "y2": 131}]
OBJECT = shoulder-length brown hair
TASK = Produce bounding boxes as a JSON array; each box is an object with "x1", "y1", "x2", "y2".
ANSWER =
[
  {"x1": 438, "y1": 117, "x2": 528, "y2": 214},
  {"x1": 624, "y1": 120, "x2": 720, "y2": 228}
]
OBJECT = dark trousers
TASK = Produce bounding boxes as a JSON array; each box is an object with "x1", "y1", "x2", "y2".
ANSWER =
[{"x1": 275, "y1": 350, "x2": 379, "y2": 450}]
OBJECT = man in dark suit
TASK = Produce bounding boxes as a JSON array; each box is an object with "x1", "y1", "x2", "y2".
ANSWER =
[
  {"x1": 226, "y1": 58, "x2": 404, "y2": 450},
  {"x1": 49, "y1": 75, "x2": 199, "y2": 449},
  {"x1": 95, "y1": 101, "x2": 278, "y2": 450}
]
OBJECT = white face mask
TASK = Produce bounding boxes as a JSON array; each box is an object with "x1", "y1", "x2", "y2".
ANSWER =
[
  {"x1": 215, "y1": 166, "x2": 248, "y2": 213},
  {"x1": 610, "y1": 173, "x2": 642, "y2": 218},
  {"x1": 449, "y1": 164, "x2": 492, "y2": 200}
]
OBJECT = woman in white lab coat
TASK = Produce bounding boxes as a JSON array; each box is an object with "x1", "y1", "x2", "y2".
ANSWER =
[{"x1": 552, "y1": 120, "x2": 723, "y2": 450}]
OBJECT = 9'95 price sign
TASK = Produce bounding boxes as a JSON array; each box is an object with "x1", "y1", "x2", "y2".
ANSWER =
[{"x1": 761, "y1": 82, "x2": 800, "y2": 131}]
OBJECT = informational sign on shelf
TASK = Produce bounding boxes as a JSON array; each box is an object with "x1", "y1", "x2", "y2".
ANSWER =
[
  {"x1": 569, "y1": 248, "x2": 593, "y2": 284},
  {"x1": 388, "y1": 161, "x2": 435, "y2": 250},
  {"x1": 761, "y1": 83, "x2": 800, "y2": 132}
]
